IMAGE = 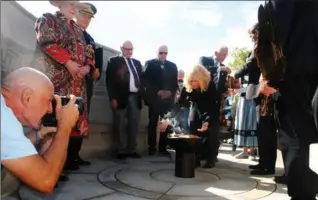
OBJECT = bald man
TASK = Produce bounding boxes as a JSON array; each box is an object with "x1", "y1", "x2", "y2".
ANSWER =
[
  {"x1": 143, "y1": 45, "x2": 178, "y2": 156},
  {"x1": 1, "y1": 67, "x2": 79, "y2": 193},
  {"x1": 105, "y1": 41, "x2": 143, "y2": 159}
]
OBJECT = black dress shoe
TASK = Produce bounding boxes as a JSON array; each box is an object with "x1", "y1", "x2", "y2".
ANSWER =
[
  {"x1": 116, "y1": 153, "x2": 127, "y2": 160},
  {"x1": 250, "y1": 169, "x2": 275, "y2": 175},
  {"x1": 159, "y1": 150, "x2": 170, "y2": 156},
  {"x1": 203, "y1": 161, "x2": 215, "y2": 169},
  {"x1": 75, "y1": 157, "x2": 91, "y2": 166},
  {"x1": 148, "y1": 147, "x2": 156, "y2": 156},
  {"x1": 129, "y1": 152, "x2": 141, "y2": 158},
  {"x1": 249, "y1": 164, "x2": 263, "y2": 170},
  {"x1": 64, "y1": 164, "x2": 80, "y2": 171},
  {"x1": 274, "y1": 174, "x2": 287, "y2": 185}
]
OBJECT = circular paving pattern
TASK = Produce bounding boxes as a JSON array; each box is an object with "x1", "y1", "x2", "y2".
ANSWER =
[{"x1": 98, "y1": 162, "x2": 277, "y2": 200}]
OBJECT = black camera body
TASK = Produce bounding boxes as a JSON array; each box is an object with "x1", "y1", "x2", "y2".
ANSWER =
[{"x1": 42, "y1": 96, "x2": 84, "y2": 127}]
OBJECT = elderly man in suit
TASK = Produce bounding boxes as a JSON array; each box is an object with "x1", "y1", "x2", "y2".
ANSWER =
[
  {"x1": 106, "y1": 41, "x2": 143, "y2": 159},
  {"x1": 198, "y1": 46, "x2": 231, "y2": 162},
  {"x1": 143, "y1": 45, "x2": 178, "y2": 156}
]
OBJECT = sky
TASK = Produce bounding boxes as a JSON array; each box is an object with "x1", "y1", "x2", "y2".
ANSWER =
[{"x1": 17, "y1": 1, "x2": 260, "y2": 72}]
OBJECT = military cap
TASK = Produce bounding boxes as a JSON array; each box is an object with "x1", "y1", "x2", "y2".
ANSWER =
[{"x1": 79, "y1": 3, "x2": 97, "y2": 18}]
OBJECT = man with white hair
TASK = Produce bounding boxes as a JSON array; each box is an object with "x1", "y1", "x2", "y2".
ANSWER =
[
  {"x1": 198, "y1": 46, "x2": 231, "y2": 162},
  {"x1": 106, "y1": 40, "x2": 143, "y2": 159},
  {"x1": 1, "y1": 67, "x2": 79, "y2": 193}
]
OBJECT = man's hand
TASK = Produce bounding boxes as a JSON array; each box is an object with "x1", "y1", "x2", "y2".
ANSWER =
[
  {"x1": 159, "y1": 119, "x2": 169, "y2": 132},
  {"x1": 65, "y1": 60, "x2": 81, "y2": 78},
  {"x1": 197, "y1": 122, "x2": 209, "y2": 132},
  {"x1": 221, "y1": 66, "x2": 231, "y2": 74},
  {"x1": 93, "y1": 68, "x2": 100, "y2": 80},
  {"x1": 111, "y1": 99, "x2": 118, "y2": 110},
  {"x1": 55, "y1": 95, "x2": 79, "y2": 132},
  {"x1": 78, "y1": 65, "x2": 90, "y2": 78}
]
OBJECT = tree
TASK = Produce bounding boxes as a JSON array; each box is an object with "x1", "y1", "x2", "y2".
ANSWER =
[{"x1": 230, "y1": 47, "x2": 251, "y2": 71}]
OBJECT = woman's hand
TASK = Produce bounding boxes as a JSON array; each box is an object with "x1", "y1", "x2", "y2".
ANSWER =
[
  {"x1": 93, "y1": 68, "x2": 100, "y2": 80},
  {"x1": 260, "y1": 79, "x2": 276, "y2": 96},
  {"x1": 159, "y1": 119, "x2": 169, "y2": 132},
  {"x1": 197, "y1": 122, "x2": 209, "y2": 132},
  {"x1": 65, "y1": 60, "x2": 81, "y2": 78},
  {"x1": 38, "y1": 125, "x2": 57, "y2": 139}
]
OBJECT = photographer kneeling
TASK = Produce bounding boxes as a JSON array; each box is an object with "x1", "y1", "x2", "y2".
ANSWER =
[{"x1": 1, "y1": 67, "x2": 79, "y2": 193}]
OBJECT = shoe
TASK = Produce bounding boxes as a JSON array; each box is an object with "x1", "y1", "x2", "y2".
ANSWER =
[
  {"x1": 274, "y1": 174, "x2": 287, "y2": 185},
  {"x1": 249, "y1": 164, "x2": 263, "y2": 170},
  {"x1": 250, "y1": 169, "x2": 275, "y2": 175},
  {"x1": 116, "y1": 153, "x2": 127, "y2": 160},
  {"x1": 64, "y1": 163, "x2": 80, "y2": 171},
  {"x1": 159, "y1": 150, "x2": 170, "y2": 156},
  {"x1": 203, "y1": 161, "x2": 215, "y2": 169},
  {"x1": 129, "y1": 152, "x2": 141, "y2": 158},
  {"x1": 148, "y1": 147, "x2": 156, "y2": 156},
  {"x1": 58, "y1": 174, "x2": 69, "y2": 182},
  {"x1": 234, "y1": 152, "x2": 249, "y2": 159},
  {"x1": 75, "y1": 157, "x2": 91, "y2": 166}
]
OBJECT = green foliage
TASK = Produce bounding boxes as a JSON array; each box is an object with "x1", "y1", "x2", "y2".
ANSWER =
[{"x1": 230, "y1": 48, "x2": 251, "y2": 71}]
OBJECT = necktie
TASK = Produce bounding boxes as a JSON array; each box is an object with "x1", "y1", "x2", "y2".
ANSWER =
[{"x1": 127, "y1": 58, "x2": 140, "y2": 88}]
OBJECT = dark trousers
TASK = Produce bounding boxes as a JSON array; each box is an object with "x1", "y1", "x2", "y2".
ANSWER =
[
  {"x1": 277, "y1": 72, "x2": 318, "y2": 199},
  {"x1": 147, "y1": 107, "x2": 167, "y2": 152},
  {"x1": 258, "y1": 115, "x2": 277, "y2": 170},
  {"x1": 112, "y1": 94, "x2": 140, "y2": 154},
  {"x1": 87, "y1": 95, "x2": 92, "y2": 115},
  {"x1": 66, "y1": 137, "x2": 83, "y2": 164},
  {"x1": 311, "y1": 79, "x2": 318, "y2": 130}
]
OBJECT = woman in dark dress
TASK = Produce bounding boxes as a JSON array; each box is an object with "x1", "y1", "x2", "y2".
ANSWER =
[{"x1": 160, "y1": 64, "x2": 219, "y2": 168}]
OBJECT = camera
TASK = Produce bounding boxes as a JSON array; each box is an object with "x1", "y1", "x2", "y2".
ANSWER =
[{"x1": 42, "y1": 96, "x2": 84, "y2": 127}]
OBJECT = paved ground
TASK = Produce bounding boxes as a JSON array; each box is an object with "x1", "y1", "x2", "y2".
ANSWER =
[
  {"x1": 19, "y1": 145, "x2": 292, "y2": 200},
  {"x1": 17, "y1": 123, "x2": 318, "y2": 200}
]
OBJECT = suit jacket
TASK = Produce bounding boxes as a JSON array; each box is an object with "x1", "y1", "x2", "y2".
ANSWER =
[
  {"x1": 199, "y1": 56, "x2": 228, "y2": 99},
  {"x1": 142, "y1": 59, "x2": 178, "y2": 113},
  {"x1": 105, "y1": 56, "x2": 143, "y2": 109}
]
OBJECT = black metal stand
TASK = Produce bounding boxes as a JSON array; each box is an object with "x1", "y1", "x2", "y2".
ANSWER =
[{"x1": 175, "y1": 150, "x2": 195, "y2": 178}]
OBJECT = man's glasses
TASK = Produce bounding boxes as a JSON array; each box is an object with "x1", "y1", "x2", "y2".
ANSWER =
[
  {"x1": 159, "y1": 52, "x2": 168, "y2": 55},
  {"x1": 123, "y1": 47, "x2": 133, "y2": 51}
]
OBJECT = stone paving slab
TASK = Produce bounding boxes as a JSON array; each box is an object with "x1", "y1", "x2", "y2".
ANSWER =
[{"x1": 19, "y1": 143, "x2": 315, "y2": 200}]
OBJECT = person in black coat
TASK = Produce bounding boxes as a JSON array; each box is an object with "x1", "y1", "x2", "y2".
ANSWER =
[
  {"x1": 160, "y1": 64, "x2": 219, "y2": 168},
  {"x1": 198, "y1": 47, "x2": 231, "y2": 161},
  {"x1": 257, "y1": 1, "x2": 318, "y2": 199},
  {"x1": 105, "y1": 41, "x2": 143, "y2": 159},
  {"x1": 142, "y1": 45, "x2": 178, "y2": 156}
]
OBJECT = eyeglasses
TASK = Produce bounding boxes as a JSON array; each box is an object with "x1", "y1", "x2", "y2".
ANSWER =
[
  {"x1": 159, "y1": 52, "x2": 168, "y2": 55},
  {"x1": 123, "y1": 47, "x2": 133, "y2": 51}
]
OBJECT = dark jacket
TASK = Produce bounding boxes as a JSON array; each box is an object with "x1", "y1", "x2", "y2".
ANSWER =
[
  {"x1": 142, "y1": 59, "x2": 178, "y2": 113},
  {"x1": 199, "y1": 56, "x2": 228, "y2": 97},
  {"x1": 234, "y1": 52, "x2": 261, "y2": 85},
  {"x1": 163, "y1": 81, "x2": 219, "y2": 134},
  {"x1": 105, "y1": 55, "x2": 143, "y2": 109}
]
